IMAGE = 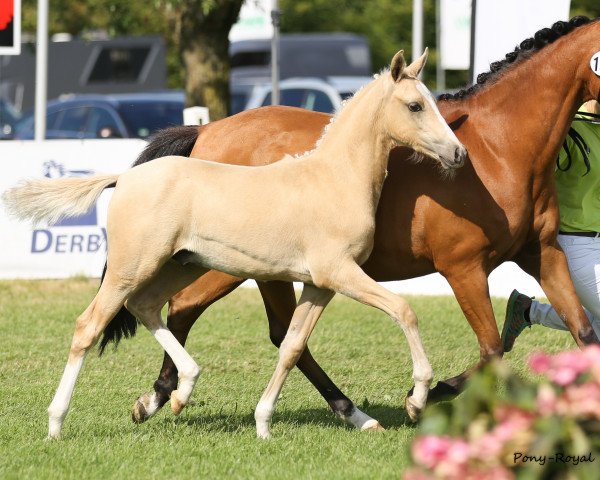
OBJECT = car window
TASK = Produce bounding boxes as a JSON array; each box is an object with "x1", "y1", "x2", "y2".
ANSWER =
[
  {"x1": 261, "y1": 88, "x2": 335, "y2": 113},
  {"x1": 55, "y1": 107, "x2": 89, "y2": 135},
  {"x1": 86, "y1": 107, "x2": 121, "y2": 137},
  {"x1": 117, "y1": 102, "x2": 183, "y2": 138},
  {"x1": 46, "y1": 110, "x2": 62, "y2": 130}
]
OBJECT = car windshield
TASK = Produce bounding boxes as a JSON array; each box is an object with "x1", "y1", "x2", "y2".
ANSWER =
[{"x1": 116, "y1": 101, "x2": 183, "y2": 138}]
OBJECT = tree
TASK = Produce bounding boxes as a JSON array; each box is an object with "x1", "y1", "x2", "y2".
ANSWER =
[{"x1": 175, "y1": 0, "x2": 243, "y2": 119}]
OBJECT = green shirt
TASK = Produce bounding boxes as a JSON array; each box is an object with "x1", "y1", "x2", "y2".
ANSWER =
[{"x1": 555, "y1": 116, "x2": 600, "y2": 233}]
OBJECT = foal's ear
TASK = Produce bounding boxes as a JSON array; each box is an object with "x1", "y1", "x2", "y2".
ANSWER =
[
  {"x1": 404, "y1": 48, "x2": 429, "y2": 78},
  {"x1": 390, "y1": 50, "x2": 406, "y2": 82}
]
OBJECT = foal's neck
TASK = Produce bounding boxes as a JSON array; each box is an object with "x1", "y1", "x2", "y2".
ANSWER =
[{"x1": 313, "y1": 78, "x2": 393, "y2": 209}]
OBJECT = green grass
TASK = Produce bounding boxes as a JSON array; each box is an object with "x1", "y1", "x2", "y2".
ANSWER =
[{"x1": 0, "y1": 279, "x2": 573, "y2": 479}]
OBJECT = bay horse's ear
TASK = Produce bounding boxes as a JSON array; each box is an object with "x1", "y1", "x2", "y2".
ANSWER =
[
  {"x1": 390, "y1": 50, "x2": 406, "y2": 82},
  {"x1": 404, "y1": 48, "x2": 429, "y2": 78}
]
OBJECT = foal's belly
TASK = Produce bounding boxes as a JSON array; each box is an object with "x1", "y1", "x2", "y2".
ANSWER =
[{"x1": 175, "y1": 238, "x2": 314, "y2": 283}]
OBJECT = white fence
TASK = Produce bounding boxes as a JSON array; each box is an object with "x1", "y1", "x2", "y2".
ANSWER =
[{"x1": 0, "y1": 139, "x2": 545, "y2": 298}]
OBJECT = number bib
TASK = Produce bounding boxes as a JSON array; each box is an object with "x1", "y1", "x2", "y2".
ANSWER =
[{"x1": 591, "y1": 52, "x2": 600, "y2": 76}]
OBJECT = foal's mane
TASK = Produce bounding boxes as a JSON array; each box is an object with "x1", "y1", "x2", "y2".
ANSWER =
[
  {"x1": 297, "y1": 69, "x2": 390, "y2": 157},
  {"x1": 439, "y1": 16, "x2": 596, "y2": 102}
]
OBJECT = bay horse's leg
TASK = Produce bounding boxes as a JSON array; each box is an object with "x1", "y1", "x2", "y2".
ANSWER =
[
  {"x1": 48, "y1": 280, "x2": 128, "y2": 439},
  {"x1": 516, "y1": 241, "x2": 599, "y2": 346},
  {"x1": 257, "y1": 281, "x2": 382, "y2": 430},
  {"x1": 428, "y1": 269, "x2": 502, "y2": 401},
  {"x1": 132, "y1": 271, "x2": 245, "y2": 423},
  {"x1": 255, "y1": 284, "x2": 335, "y2": 439},
  {"x1": 323, "y1": 263, "x2": 433, "y2": 423}
]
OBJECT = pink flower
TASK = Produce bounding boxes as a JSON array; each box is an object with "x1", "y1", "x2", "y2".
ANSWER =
[
  {"x1": 529, "y1": 348, "x2": 595, "y2": 386},
  {"x1": 536, "y1": 383, "x2": 557, "y2": 415},
  {"x1": 411, "y1": 435, "x2": 471, "y2": 478},
  {"x1": 403, "y1": 468, "x2": 433, "y2": 480},
  {"x1": 583, "y1": 344, "x2": 600, "y2": 363},
  {"x1": 528, "y1": 351, "x2": 551, "y2": 374}
]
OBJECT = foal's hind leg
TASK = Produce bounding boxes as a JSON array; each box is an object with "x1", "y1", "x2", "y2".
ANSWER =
[
  {"x1": 126, "y1": 260, "x2": 209, "y2": 417},
  {"x1": 133, "y1": 271, "x2": 244, "y2": 423},
  {"x1": 48, "y1": 278, "x2": 130, "y2": 438},
  {"x1": 258, "y1": 281, "x2": 382, "y2": 431}
]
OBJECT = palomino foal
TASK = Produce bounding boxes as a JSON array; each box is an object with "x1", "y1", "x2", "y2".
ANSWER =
[{"x1": 4, "y1": 49, "x2": 466, "y2": 439}]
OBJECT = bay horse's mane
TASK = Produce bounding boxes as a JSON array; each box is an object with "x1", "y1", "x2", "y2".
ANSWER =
[{"x1": 439, "y1": 15, "x2": 596, "y2": 102}]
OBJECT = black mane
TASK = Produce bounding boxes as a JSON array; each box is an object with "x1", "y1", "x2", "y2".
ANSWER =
[{"x1": 439, "y1": 16, "x2": 593, "y2": 101}]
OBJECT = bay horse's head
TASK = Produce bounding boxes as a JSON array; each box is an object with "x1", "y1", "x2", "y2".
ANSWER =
[{"x1": 384, "y1": 49, "x2": 466, "y2": 170}]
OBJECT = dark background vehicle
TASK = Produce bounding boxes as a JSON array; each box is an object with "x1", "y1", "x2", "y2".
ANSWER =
[
  {"x1": 0, "y1": 36, "x2": 167, "y2": 113},
  {"x1": 13, "y1": 92, "x2": 184, "y2": 140},
  {"x1": 0, "y1": 99, "x2": 22, "y2": 139},
  {"x1": 230, "y1": 33, "x2": 372, "y2": 113}
]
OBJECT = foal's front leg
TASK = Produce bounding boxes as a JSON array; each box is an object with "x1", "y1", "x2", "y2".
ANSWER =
[
  {"x1": 325, "y1": 263, "x2": 433, "y2": 422},
  {"x1": 255, "y1": 284, "x2": 335, "y2": 439},
  {"x1": 257, "y1": 281, "x2": 382, "y2": 431}
]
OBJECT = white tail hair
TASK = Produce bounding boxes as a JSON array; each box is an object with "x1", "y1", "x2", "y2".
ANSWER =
[{"x1": 2, "y1": 174, "x2": 119, "y2": 225}]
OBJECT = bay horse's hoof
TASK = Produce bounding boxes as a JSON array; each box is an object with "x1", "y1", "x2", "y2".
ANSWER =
[
  {"x1": 404, "y1": 396, "x2": 422, "y2": 423},
  {"x1": 170, "y1": 390, "x2": 185, "y2": 415},
  {"x1": 427, "y1": 381, "x2": 461, "y2": 403},
  {"x1": 361, "y1": 419, "x2": 386, "y2": 432}
]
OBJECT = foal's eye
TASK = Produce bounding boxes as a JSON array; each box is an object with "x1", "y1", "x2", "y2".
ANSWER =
[{"x1": 408, "y1": 102, "x2": 423, "y2": 113}]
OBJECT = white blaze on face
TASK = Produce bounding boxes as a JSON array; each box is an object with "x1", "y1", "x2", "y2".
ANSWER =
[{"x1": 416, "y1": 82, "x2": 460, "y2": 145}]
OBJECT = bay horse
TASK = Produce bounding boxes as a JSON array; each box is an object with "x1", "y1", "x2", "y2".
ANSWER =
[
  {"x1": 3, "y1": 50, "x2": 466, "y2": 439},
  {"x1": 105, "y1": 16, "x2": 600, "y2": 429}
]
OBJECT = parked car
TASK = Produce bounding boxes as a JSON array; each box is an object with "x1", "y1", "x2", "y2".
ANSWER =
[
  {"x1": 13, "y1": 91, "x2": 184, "y2": 140},
  {"x1": 230, "y1": 32, "x2": 372, "y2": 114},
  {"x1": 0, "y1": 99, "x2": 22, "y2": 140},
  {"x1": 243, "y1": 76, "x2": 371, "y2": 113}
]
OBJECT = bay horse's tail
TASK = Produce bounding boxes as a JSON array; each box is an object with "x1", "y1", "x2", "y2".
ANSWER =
[
  {"x1": 99, "y1": 125, "x2": 201, "y2": 355},
  {"x1": 2, "y1": 174, "x2": 119, "y2": 226},
  {"x1": 133, "y1": 125, "x2": 200, "y2": 167}
]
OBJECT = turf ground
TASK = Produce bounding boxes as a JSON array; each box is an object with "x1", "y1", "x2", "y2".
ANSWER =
[{"x1": 0, "y1": 278, "x2": 573, "y2": 479}]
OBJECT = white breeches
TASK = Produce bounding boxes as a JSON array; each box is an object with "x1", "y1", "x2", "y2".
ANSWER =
[{"x1": 529, "y1": 234, "x2": 600, "y2": 339}]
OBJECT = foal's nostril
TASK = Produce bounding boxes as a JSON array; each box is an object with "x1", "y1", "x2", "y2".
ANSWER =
[{"x1": 454, "y1": 146, "x2": 466, "y2": 165}]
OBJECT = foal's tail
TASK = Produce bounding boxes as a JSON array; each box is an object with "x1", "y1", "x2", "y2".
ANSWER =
[
  {"x1": 98, "y1": 125, "x2": 201, "y2": 355},
  {"x1": 2, "y1": 174, "x2": 119, "y2": 226}
]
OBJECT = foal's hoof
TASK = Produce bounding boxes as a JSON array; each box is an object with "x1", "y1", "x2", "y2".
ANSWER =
[
  {"x1": 361, "y1": 419, "x2": 385, "y2": 432},
  {"x1": 132, "y1": 399, "x2": 149, "y2": 424},
  {"x1": 170, "y1": 391, "x2": 185, "y2": 415},
  {"x1": 404, "y1": 396, "x2": 422, "y2": 423}
]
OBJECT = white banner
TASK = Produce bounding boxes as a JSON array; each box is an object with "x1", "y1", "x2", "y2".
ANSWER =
[
  {"x1": 440, "y1": 0, "x2": 471, "y2": 70},
  {"x1": 229, "y1": 0, "x2": 274, "y2": 42},
  {"x1": 0, "y1": 139, "x2": 145, "y2": 278},
  {"x1": 473, "y1": 0, "x2": 570, "y2": 81}
]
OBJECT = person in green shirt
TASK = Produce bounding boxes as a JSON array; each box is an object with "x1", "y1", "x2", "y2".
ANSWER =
[{"x1": 501, "y1": 100, "x2": 600, "y2": 351}]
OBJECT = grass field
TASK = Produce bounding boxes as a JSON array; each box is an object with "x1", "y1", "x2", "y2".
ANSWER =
[{"x1": 0, "y1": 278, "x2": 574, "y2": 479}]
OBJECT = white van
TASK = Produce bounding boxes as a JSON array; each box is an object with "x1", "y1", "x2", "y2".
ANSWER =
[{"x1": 244, "y1": 76, "x2": 371, "y2": 113}]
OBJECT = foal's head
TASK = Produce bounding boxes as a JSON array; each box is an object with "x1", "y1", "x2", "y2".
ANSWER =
[{"x1": 383, "y1": 49, "x2": 466, "y2": 170}]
